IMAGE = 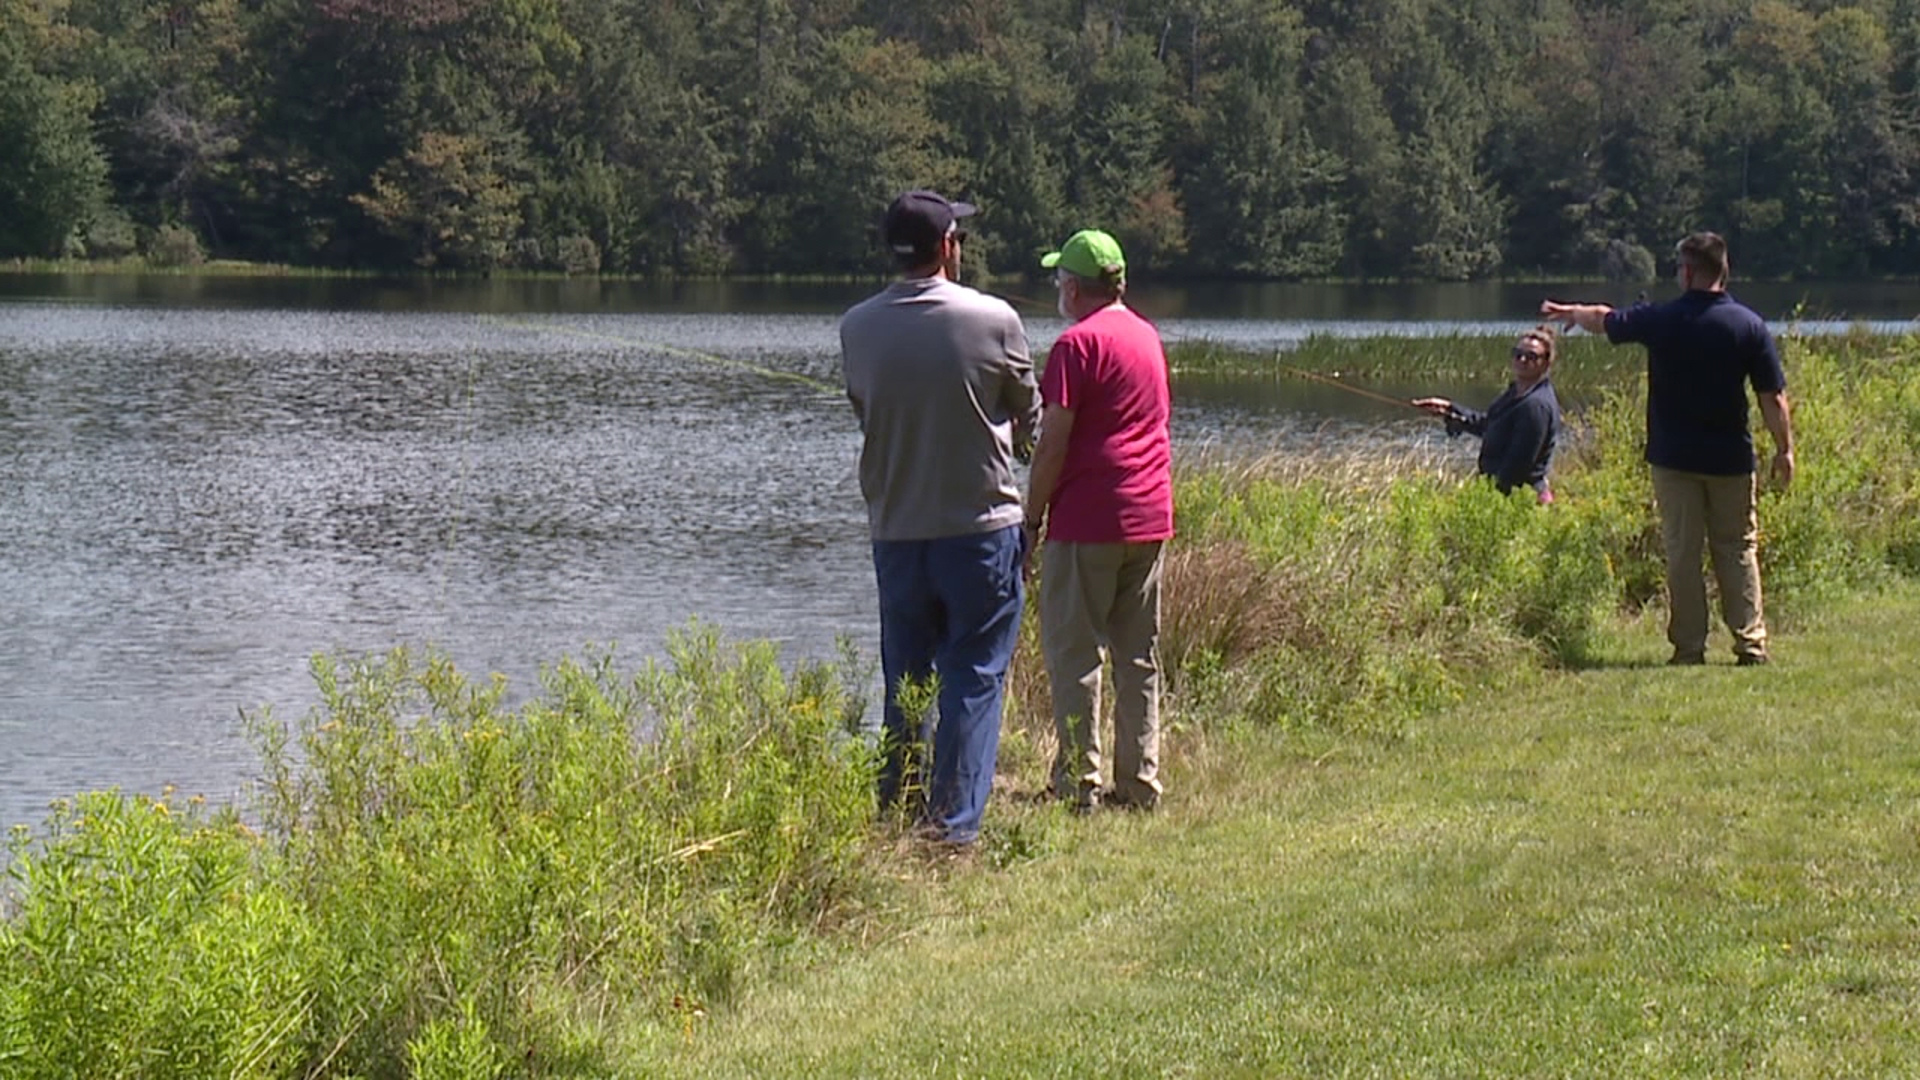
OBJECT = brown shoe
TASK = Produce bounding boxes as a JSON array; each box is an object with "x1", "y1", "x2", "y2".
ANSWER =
[
  {"x1": 1736, "y1": 652, "x2": 1770, "y2": 667},
  {"x1": 1668, "y1": 652, "x2": 1706, "y2": 666},
  {"x1": 1105, "y1": 782, "x2": 1161, "y2": 812},
  {"x1": 1057, "y1": 785, "x2": 1101, "y2": 815}
]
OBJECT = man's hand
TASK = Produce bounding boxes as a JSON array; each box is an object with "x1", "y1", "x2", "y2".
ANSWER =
[
  {"x1": 1757, "y1": 392, "x2": 1794, "y2": 491},
  {"x1": 1539, "y1": 299, "x2": 1611, "y2": 334},
  {"x1": 1411, "y1": 396, "x2": 1454, "y2": 417},
  {"x1": 1538, "y1": 299, "x2": 1576, "y2": 327},
  {"x1": 1021, "y1": 520, "x2": 1041, "y2": 582}
]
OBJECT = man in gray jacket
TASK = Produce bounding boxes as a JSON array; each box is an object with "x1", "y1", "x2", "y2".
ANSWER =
[{"x1": 840, "y1": 190, "x2": 1040, "y2": 847}]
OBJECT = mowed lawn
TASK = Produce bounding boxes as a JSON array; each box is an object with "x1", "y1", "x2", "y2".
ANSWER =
[{"x1": 633, "y1": 586, "x2": 1920, "y2": 1078}]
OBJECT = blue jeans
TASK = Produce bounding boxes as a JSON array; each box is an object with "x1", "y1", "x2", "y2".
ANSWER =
[{"x1": 871, "y1": 524, "x2": 1025, "y2": 845}]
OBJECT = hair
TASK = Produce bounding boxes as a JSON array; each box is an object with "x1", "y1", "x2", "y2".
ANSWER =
[
  {"x1": 893, "y1": 245, "x2": 939, "y2": 271},
  {"x1": 1676, "y1": 231, "x2": 1729, "y2": 284},
  {"x1": 1518, "y1": 325, "x2": 1557, "y2": 365},
  {"x1": 891, "y1": 226, "x2": 964, "y2": 272},
  {"x1": 1061, "y1": 266, "x2": 1125, "y2": 302}
]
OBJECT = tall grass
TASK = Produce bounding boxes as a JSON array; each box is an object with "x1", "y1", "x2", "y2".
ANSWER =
[{"x1": 1170, "y1": 332, "x2": 1639, "y2": 380}]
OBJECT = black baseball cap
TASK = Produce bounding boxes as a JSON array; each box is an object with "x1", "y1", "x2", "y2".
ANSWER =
[{"x1": 883, "y1": 190, "x2": 976, "y2": 262}]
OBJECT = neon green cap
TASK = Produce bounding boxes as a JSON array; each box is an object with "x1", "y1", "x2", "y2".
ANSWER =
[{"x1": 1040, "y1": 229, "x2": 1126, "y2": 282}]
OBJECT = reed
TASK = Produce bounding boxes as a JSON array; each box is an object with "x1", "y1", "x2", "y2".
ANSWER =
[{"x1": 1169, "y1": 333, "x2": 1639, "y2": 406}]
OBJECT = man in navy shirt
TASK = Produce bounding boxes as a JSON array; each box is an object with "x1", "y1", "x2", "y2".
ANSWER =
[{"x1": 1542, "y1": 232, "x2": 1795, "y2": 666}]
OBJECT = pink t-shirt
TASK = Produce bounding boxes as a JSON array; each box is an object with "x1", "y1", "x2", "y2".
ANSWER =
[{"x1": 1039, "y1": 305, "x2": 1174, "y2": 543}]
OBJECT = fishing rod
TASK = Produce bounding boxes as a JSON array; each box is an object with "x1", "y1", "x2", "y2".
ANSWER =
[
  {"x1": 988, "y1": 285, "x2": 1212, "y2": 349},
  {"x1": 1271, "y1": 358, "x2": 1427, "y2": 412},
  {"x1": 991, "y1": 287, "x2": 1055, "y2": 314},
  {"x1": 441, "y1": 314, "x2": 841, "y2": 614}
]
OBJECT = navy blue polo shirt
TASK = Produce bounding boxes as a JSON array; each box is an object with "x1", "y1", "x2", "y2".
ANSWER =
[
  {"x1": 1603, "y1": 290, "x2": 1787, "y2": 476},
  {"x1": 1446, "y1": 378, "x2": 1559, "y2": 495}
]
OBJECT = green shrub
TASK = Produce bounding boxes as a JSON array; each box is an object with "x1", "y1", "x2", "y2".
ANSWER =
[
  {"x1": 83, "y1": 208, "x2": 139, "y2": 259},
  {"x1": 1163, "y1": 464, "x2": 1609, "y2": 736},
  {"x1": 0, "y1": 793, "x2": 317, "y2": 1080},
  {"x1": 405, "y1": 995, "x2": 505, "y2": 1080},
  {"x1": 4, "y1": 631, "x2": 878, "y2": 1077},
  {"x1": 243, "y1": 630, "x2": 877, "y2": 1075},
  {"x1": 554, "y1": 234, "x2": 601, "y2": 275},
  {"x1": 1599, "y1": 238, "x2": 1656, "y2": 282},
  {"x1": 146, "y1": 223, "x2": 205, "y2": 267},
  {"x1": 1751, "y1": 339, "x2": 1920, "y2": 610}
]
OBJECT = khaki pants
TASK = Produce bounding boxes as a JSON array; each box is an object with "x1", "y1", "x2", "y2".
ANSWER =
[
  {"x1": 1040, "y1": 540, "x2": 1165, "y2": 807},
  {"x1": 1651, "y1": 466, "x2": 1767, "y2": 661}
]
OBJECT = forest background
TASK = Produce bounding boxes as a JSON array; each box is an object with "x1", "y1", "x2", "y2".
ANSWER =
[{"x1": 5, "y1": 0, "x2": 1920, "y2": 281}]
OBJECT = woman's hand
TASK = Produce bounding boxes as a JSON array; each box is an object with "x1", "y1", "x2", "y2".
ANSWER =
[{"x1": 1411, "y1": 397, "x2": 1454, "y2": 417}]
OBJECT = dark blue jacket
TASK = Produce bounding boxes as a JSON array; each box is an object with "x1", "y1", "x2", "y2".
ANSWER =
[
  {"x1": 1603, "y1": 291, "x2": 1787, "y2": 475},
  {"x1": 1446, "y1": 377, "x2": 1559, "y2": 496}
]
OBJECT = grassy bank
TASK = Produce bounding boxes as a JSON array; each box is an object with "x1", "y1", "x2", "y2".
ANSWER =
[
  {"x1": 2, "y1": 636, "x2": 884, "y2": 1078},
  {"x1": 4, "y1": 332, "x2": 1919, "y2": 1076},
  {"x1": 636, "y1": 583, "x2": 1920, "y2": 1077}
]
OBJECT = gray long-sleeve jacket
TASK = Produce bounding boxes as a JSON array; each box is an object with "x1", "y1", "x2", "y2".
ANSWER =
[{"x1": 839, "y1": 277, "x2": 1040, "y2": 541}]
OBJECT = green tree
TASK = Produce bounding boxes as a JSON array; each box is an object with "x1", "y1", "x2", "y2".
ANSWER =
[
  {"x1": 1056, "y1": 29, "x2": 1178, "y2": 267},
  {"x1": 1493, "y1": 7, "x2": 1703, "y2": 276},
  {"x1": 1178, "y1": 0, "x2": 1346, "y2": 277},
  {"x1": 1307, "y1": 52, "x2": 1403, "y2": 278},
  {"x1": 351, "y1": 130, "x2": 525, "y2": 268},
  {"x1": 1703, "y1": 0, "x2": 1837, "y2": 276},
  {"x1": 743, "y1": 29, "x2": 948, "y2": 273},
  {"x1": 0, "y1": 0, "x2": 109, "y2": 256},
  {"x1": 1393, "y1": 72, "x2": 1507, "y2": 280},
  {"x1": 54, "y1": 0, "x2": 252, "y2": 251},
  {"x1": 11, "y1": 0, "x2": 1919, "y2": 277},
  {"x1": 1806, "y1": 6, "x2": 1914, "y2": 275},
  {"x1": 927, "y1": 43, "x2": 1072, "y2": 273}
]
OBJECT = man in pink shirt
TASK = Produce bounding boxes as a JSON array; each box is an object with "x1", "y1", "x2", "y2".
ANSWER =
[{"x1": 1024, "y1": 229, "x2": 1174, "y2": 811}]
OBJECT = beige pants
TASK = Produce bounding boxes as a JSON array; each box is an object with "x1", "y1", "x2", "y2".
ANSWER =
[
  {"x1": 1040, "y1": 540, "x2": 1165, "y2": 806},
  {"x1": 1651, "y1": 466, "x2": 1767, "y2": 661}
]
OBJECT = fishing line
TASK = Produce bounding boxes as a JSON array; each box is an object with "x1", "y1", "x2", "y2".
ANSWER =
[
  {"x1": 989, "y1": 286, "x2": 1208, "y2": 350},
  {"x1": 1270, "y1": 359, "x2": 1427, "y2": 412},
  {"x1": 482, "y1": 314, "x2": 841, "y2": 396},
  {"x1": 998, "y1": 285, "x2": 1442, "y2": 416},
  {"x1": 991, "y1": 287, "x2": 1057, "y2": 315},
  {"x1": 440, "y1": 314, "x2": 843, "y2": 612},
  {"x1": 437, "y1": 346, "x2": 481, "y2": 617}
]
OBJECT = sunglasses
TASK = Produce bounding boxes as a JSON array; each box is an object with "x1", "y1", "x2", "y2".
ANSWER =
[{"x1": 1512, "y1": 347, "x2": 1545, "y2": 362}]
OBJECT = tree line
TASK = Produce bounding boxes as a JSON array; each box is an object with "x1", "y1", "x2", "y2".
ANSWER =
[{"x1": 5, "y1": 0, "x2": 1919, "y2": 280}]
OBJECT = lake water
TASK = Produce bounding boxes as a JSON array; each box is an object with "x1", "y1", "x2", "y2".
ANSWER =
[{"x1": 2, "y1": 274, "x2": 1916, "y2": 831}]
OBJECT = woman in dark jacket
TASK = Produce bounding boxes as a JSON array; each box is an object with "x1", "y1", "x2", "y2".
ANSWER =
[{"x1": 1413, "y1": 326, "x2": 1561, "y2": 503}]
